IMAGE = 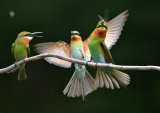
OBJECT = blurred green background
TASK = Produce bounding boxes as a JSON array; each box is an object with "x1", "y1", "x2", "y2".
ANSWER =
[{"x1": 0, "y1": 0, "x2": 160, "y2": 113}]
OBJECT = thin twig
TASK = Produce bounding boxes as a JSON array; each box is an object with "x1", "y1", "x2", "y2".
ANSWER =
[{"x1": 0, "y1": 53, "x2": 160, "y2": 74}]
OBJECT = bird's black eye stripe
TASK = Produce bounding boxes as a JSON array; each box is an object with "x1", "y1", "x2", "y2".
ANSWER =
[
  {"x1": 24, "y1": 34, "x2": 31, "y2": 36},
  {"x1": 97, "y1": 25, "x2": 103, "y2": 28},
  {"x1": 97, "y1": 25, "x2": 108, "y2": 29},
  {"x1": 75, "y1": 33, "x2": 79, "y2": 35},
  {"x1": 71, "y1": 33, "x2": 80, "y2": 36}
]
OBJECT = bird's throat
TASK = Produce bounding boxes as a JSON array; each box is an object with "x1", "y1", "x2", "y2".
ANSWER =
[
  {"x1": 93, "y1": 29, "x2": 106, "y2": 38},
  {"x1": 23, "y1": 37, "x2": 32, "y2": 45}
]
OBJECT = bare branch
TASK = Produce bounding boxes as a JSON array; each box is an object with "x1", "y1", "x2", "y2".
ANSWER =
[{"x1": 0, "y1": 53, "x2": 160, "y2": 74}]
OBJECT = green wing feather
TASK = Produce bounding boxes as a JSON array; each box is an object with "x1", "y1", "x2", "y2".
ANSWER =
[
  {"x1": 27, "y1": 46, "x2": 30, "y2": 57},
  {"x1": 101, "y1": 41, "x2": 114, "y2": 64}
]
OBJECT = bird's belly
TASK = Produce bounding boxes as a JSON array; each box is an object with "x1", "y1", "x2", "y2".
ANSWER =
[
  {"x1": 14, "y1": 46, "x2": 27, "y2": 61},
  {"x1": 89, "y1": 45, "x2": 106, "y2": 63},
  {"x1": 71, "y1": 48, "x2": 84, "y2": 60},
  {"x1": 74, "y1": 64, "x2": 86, "y2": 82}
]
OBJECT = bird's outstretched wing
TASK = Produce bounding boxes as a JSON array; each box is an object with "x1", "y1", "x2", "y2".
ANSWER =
[
  {"x1": 83, "y1": 36, "x2": 91, "y2": 61},
  {"x1": 105, "y1": 10, "x2": 128, "y2": 49},
  {"x1": 34, "y1": 41, "x2": 72, "y2": 68},
  {"x1": 83, "y1": 10, "x2": 129, "y2": 61}
]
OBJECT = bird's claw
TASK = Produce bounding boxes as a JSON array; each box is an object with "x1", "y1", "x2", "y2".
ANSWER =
[
  {"x1": 86, "y1": 61, "x2": 89, "y2": 66},
  {"x1": 94, "y1": 62, "x2": 98, "y2": 68}
]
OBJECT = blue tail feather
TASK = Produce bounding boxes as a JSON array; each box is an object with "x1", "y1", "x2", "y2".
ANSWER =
[
  {"x1": 111, "y1": 73, "x2": 129, "y2": 91},
  {"x1": 102, "y1": 67, "x2": 130, "y2": 91}
]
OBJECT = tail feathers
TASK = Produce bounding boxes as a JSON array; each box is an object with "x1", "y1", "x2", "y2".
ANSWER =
[
  {"x1": 63, "y1": 70, "x2": 97, "y2": 100},
  {"x1": 95, "y1": 69, "x2": 115, "y2": 89},
  {"x1": 95, "y1": 69, "x2": 130, "y2": 89},
  {"x1": 111, "y1": 73, "x2": 129, "y2": 91},
  {"x1": 113, "y1": 69, "x2": 130, "y2": 85},
  {"x1": 18, "y1": 65, "x2": 27, "y2": 81}
]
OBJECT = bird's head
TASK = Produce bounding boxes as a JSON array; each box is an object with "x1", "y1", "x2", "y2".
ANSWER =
[
  {"x1": 71, "y1": 31, "x2": 80, "y2": 37},
  {"x1": 17, "y1": 31, "x2": 43, "y2": 45},
  {"x1": 96, "y1": 15, "x2": 108, "y2": 31},
  {"x1": 71, "y1": 31, "x2": 82, "y2": 42},
  {"x1": 92, "y1": 16, "x2": 108, "y2": 38}
]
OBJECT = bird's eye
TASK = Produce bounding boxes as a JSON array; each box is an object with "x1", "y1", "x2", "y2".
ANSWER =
[
  {"x1": 75, "y1": 33, "x2": 79, "y2": 36},
  {"x1": 24, "y1": 34, "x2": 31, "y2": 36},
  {"x1": 97, "y1": 25, "x2": 102, "y2": 28}
]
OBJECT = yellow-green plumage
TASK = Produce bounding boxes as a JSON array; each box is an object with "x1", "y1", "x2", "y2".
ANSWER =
[
  {"x1": 12, "y1": 31, "x2": 42, "y2": 82},
  {"x1": 63, "y1": 31, "x2": 97, "y2": 100},
  {"x1": 88, "y1": 18, "x2": 130, "y2": 89},
  {"x1": 34, "y1": 31, "x2": 97, "y2": 100},
  {"x1": 12, "y1": 32, "x2": 31, "y2": 81},
  {"x1": 34, "y1": 10, "x2": 129, "y2": 96}
]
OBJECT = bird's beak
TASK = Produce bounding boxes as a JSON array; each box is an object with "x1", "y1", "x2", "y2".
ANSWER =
[
  {"x1": 98, "y1": 15, "x2": 104, "y2": 21},
  {"x1": 31, "y1": 32, "x2": 43, "y2": 38}
]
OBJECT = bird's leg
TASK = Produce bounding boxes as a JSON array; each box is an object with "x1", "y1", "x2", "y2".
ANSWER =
[
  {"x1": 22, "y1": 58, "x2": 26, "y2": 64},
  {"x1": 94, "y1": 62, "x2": 98, "y2": 68},
  {"x1": 94, "y1": 54, "x2": 105, "y2": 68},
  {"x1": 86, "y1": 61, "x2": 90, "y2": 66},
  {"x1": 86, "y1": 57, "x2": 92, "y2": 66}
]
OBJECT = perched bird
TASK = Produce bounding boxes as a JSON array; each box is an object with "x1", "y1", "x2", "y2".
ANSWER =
[
  {"x1": 83, "y1": 10, "x2": 129, "y2": 57},
  {"x1": 34, "y1": 10, "x2": 129, "y2": 91},
  {"x1": 12, "y1": 31, "x2": 42, "y2": 83},
  {"x1": 34, "y1": 31, "x2": 97, "y2": 100},
  {"x1": 87, "y1": 11, "x2": 130, "y2": 89}
]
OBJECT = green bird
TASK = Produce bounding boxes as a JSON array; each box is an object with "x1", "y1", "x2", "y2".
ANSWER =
[
  {"x1": 87, "y1": 11, "x2": 130, "y2": 89},
  {"x1": 34, "y1": 31, "x2": 97, "y2": 100},
  {"x1": 12, "y1": 31, "x2": 42, "y2": 83},
  {"x1": 34, "y1": 10, "x2": 129, "y2": 90}
]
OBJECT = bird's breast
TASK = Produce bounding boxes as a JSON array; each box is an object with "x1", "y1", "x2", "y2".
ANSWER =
[
  {"x1": 71, "y1": 37, "x2": 82, "y2": 42},
  {"x1": 23, "y1": 37, "x2": 32, "y2": 45},
  {"x1": 93, "y1": 29, "x2": 106, "y2": 38}
]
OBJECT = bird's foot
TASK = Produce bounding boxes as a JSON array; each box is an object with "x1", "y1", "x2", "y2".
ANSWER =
[
  {"x1": 86, "y1": 61, "x2": 90, "y2": 66},
  {"x1": 94, "y1": 62, "x2": 98, "y2": 68}
]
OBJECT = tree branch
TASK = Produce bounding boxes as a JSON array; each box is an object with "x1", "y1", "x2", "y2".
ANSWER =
[{"x1": 0, "y1": 53, "x2": 160, "y2": 74}]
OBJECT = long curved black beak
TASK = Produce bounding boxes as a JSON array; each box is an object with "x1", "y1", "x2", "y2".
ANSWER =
[
  {"x1": 98, "y1": 15, "x2": 104, "y2": 21},
  {"x1": 31, "y1": 32, "x2": 43, "y2": 38}
]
